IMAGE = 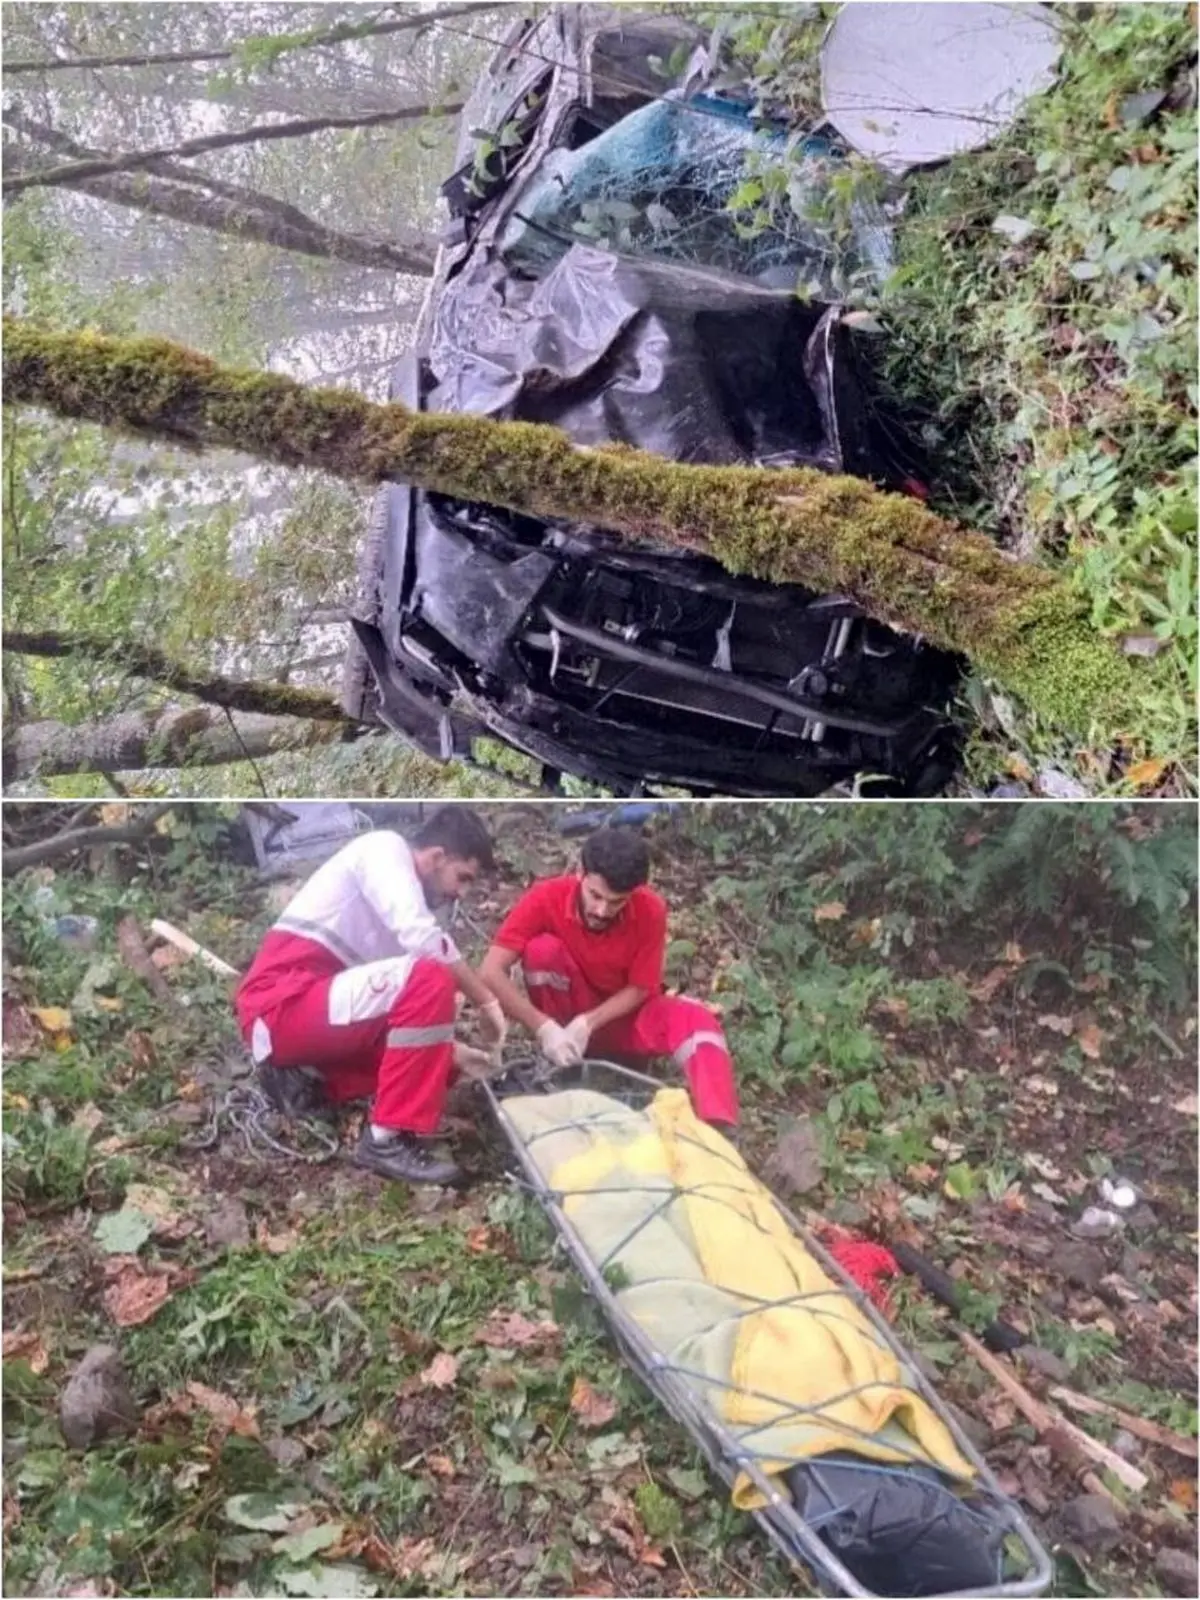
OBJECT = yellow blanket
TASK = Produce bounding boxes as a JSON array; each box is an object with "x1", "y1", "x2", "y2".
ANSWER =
[{"x1": 502, "y1": 1085, "x2": 974, "y2": 1509}]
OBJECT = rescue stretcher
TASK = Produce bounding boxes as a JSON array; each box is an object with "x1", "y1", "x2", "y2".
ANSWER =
[{"x1": 481, "y1": 1056, "x2": 1054, "y2": 1600}]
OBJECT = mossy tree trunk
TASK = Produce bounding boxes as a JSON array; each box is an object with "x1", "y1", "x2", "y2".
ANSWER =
[{"x1": 3, "y1": 319, "x2": 1145, "y2": 735}]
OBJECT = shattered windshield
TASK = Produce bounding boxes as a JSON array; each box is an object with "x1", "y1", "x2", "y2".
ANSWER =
[{"x1": 500, "y1": 95, "x2": 894, "y2": 299}]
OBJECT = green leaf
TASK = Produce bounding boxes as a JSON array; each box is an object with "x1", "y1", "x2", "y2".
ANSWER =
[
  {"x1": 277, "y1": 1565, "x2": 377, "y2": 1598},
  {"x1": 943, "y1": 1162, "x2": 978, "y2": 1201},
  {"x1": 224, "y1": 1491, "x2": 308, "y2": 1532},
  {"x1": 16, "y1": 1449, "x2": 66, "y2": 1489},
  {"x1": 274, "y1": 1523, "x2": 343, "y2": 1561},
  {"x1": 495, "y1": 1454, "x2": 537, "y2": 1487},
  {"x1": 585, "y1": 1432, "x2": 641, "y2": 1471},
  {"x1": 666, "y1": 1466, "x2": 708, "y2": 1501},
  {"x1": 94, "y1": 1205, "x2": 154, "y2": 1254}
]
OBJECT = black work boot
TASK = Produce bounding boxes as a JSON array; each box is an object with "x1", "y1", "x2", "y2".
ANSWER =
[
  {"x1": 256, "y1": 1062, "x2": 333, "y2": 1121},
  {"x1": 352, "y1": 1125, "x2": 462, "y2": 1186}
]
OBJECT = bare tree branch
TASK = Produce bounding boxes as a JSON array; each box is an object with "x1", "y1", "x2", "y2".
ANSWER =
[
  {"x1": 2, "y1": 4, "x2": 499, "y2": 76},
  {"x1": 2, "y1": 99, "x2": 464, "y2": 195},
  {"x1": 5, "y1": 106, "x2": 326, "y2": 227},
  {"x1": 2, "y1": 111, "x2": 438, "y2": 275}
]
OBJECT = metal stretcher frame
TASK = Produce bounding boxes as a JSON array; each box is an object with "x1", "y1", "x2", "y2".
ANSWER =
[{"x1": 482, "y1": 1056, "x2": 1054, "y2": 1600}]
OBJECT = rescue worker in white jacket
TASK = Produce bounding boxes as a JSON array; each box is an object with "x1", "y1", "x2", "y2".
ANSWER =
[{"x1": 235, "y1": 807, "x2": 505, "y2": 1185}]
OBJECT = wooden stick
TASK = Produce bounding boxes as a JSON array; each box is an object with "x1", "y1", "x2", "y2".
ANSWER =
[
  {"x1": 149, "y1": 918, "x2": 239, "y2": 978},
  {"x1": 957, "y1": 1329, "x2": 1144, "y2": 1499},
  {"x1": 1050, "y1": 1385, "x2": 1199, "y2": 1460}
]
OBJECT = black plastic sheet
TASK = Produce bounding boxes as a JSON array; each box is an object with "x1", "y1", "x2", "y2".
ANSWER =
[{"x1": 427, "y1": 243, "x2": 882, "y2": 477}]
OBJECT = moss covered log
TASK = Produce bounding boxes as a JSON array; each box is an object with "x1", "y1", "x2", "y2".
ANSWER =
[
  {"x1": 3, "y1": 629, "x2": 350, "y2": 722},
  {"x1": 3, "y1": 318, "x2": 1146, "y2": 734}
]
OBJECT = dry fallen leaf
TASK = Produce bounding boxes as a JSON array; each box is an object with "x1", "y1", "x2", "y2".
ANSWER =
[
  {"x1": 31, "y1": 1006, "x2": 72, "y2": 1035},
  {"x1": 1169, "y1": 1477, "x2": 1197, "y2": 1512},
  {"x1": 2, "y1": 1329, "x2": 49, "y2": 1374},
  {"x1": 1002, "y1": 941, "x2": 1025, "y2": 966},
  {"x1": 570, "y1": 1376, "x2": 618, "y2": 1429},
  {"x1": 905, "y1": 1162, "x2": 939, "y2": 1187},
  {"x1": 1023, "y1": 1075, "x2": 1060, "y2": 1097},
  {"x1": 254, "y1": 1220, "x2": 301, "y2": 1255},
  {"x1": 2, "y1": 1001, "x2": 39, "y2": 1060},
  {"x1": 392, "y1": 1536, "x2": 440, "y2": 1581},
  {"x1": 1172, "y1": 1092, "x2": 1198, "y2": 1117},
  {"x1": 103, "y1": 1263, "x2": 173, "y2": 1327},
  {"x1": 1126, "y1": 757, "x2": 1169, "y2": 791},
  {"x1": 813, "y1": 901, "x2": 847, "y2": 923},
  {"x1": 476, "y1": 1310, "x2": 559, "y2": 1349},
  {"x1": 71, "y1": 1102, "x2": 106, "y2": 1137},
  {"x1": 420, "y1": 1351, "x2": 459, "y2": 1388},
  {"x1": 1037, "y1": 1014, "x2": 1075, "y2": 1036},
  {"x1": 1077, "y1": 1023, "x2": 1103, "y2": 1060},
  {"x1": 150, "y1": 943, "x2": 188, "y2": 971},
  {"x1": 185, "y1": 1381, "x2": 259, "y2": 1437},
  {"x1": 970, "y1": 966, "x2": 1010, "y2": 1002},
  {"x1": 426, "y1": 1453, "x2": 456, "y2": 1478}
]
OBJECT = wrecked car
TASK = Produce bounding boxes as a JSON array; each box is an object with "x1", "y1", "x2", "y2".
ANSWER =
[{"x1": 342, "y1": 5, "x2": 962, "y2": 796}]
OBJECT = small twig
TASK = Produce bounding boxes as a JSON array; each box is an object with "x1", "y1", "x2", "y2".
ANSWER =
[{"x1": 1146, "y1": 1019, "x2": 1185, "y2": 1060}]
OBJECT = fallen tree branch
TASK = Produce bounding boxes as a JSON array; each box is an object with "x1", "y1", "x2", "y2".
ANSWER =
[
  {"x1": 1, "y1": 804, "x2": 175, "y2": 874},
  {"x1": 2, "y1": 319, "x2": 1148, "y2": 737},
  {"x1": 958, "y1": 1329, "x2": 1147, "y2": 1499},
  {"x1": 1049, "y1": 1385, "x2": 1199, "y2": 1461}
]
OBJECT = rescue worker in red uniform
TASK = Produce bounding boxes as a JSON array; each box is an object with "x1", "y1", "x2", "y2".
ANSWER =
[
  {"x1": 481, "y1": 827, "x2": 739, "y2": 1131},
  {"x1": 235, "y1": 807, "x2": 505, "y2": 1186}
]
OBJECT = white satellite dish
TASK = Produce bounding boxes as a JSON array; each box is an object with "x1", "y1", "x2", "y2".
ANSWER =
[{"x1": 821, "y1": 2, "x2": 1063, "y2": 172}]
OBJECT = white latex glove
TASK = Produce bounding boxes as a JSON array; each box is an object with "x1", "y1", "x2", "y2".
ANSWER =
[
  {"x1": 478, "y1": 998, "x2": 508, "y2": 1056},
  {"x1": 453, "y1": 1041, "x2": 493, "y2": 1082},
  {"x1": 563, "y1": 1013, "x2": 592, "y2": 1057},
  {"x1": 536, "y1": 1018, "x2": 584, "y2": 1070}
]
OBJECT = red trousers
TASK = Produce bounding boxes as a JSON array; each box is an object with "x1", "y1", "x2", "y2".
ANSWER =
[
  {"x1": 234, "y1": 930, "x2": 456, "y2": 1134},
  {"x1": 522, "y1": 934, "x2": 739, "y2": 1125}
]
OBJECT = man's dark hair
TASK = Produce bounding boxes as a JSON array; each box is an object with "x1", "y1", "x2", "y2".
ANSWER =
[
  {"x1": 412, "y1": 806, "x2": 495, "y2": 871},
  {"x1": 581, "y1": 827, "x2": 650, "y2": 893}
]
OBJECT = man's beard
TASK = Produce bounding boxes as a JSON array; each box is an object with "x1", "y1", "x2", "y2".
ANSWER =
[{"x1": 577, "y1": 889, "x2": 616, "y2": 932}]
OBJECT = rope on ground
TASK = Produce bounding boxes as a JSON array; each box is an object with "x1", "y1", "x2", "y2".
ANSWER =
[{"x1": 180, "y1": 1080, "x2": 341, "y2": 1164}]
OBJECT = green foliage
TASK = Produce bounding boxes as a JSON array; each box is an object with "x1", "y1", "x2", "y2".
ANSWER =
[
  {"x1": 1, "y1": 1106, "x2": 93, "y2": 1206},
  {"x1": 723, "y1": 1, "x2": 1196, "y2": 787}
]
